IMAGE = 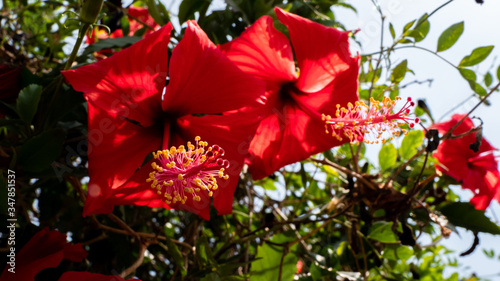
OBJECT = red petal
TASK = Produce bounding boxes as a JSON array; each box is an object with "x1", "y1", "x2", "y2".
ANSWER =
[
  {"x1": 1, "y1": 228, "x2": 87, "y2": 281},
  {"x1": 106, "y1": 112, "x2": 260, "y2": 220},
  {"x1": 462, "y1": 169, "x2": 497, "y2": 210},
  {"x1": 292, "y1": 57, "x2": 360, "y2": 113},
  {"x1": 163, "y1": 21, "x2": 265, "y2": 115},
  {"x1": 432, "y1": 114, "x2": 497, "y2": 154},
  {"x1": 83, "y1": 105, "x2": 162, "y2": 217},
  {"x1": 62, "y1": 24, "x2": 172, "y2": 127},
  {"x1": 219, "y1": 16, "x2": 296, "y2": 86},
  {"x1": 275, "y1": 7, "x2": 357, "y2": 93},
  {"x1": 433, "y1": 139, "x2": 471, "y2": 182},
  {"x1": 248, "y1": 99, "x2": 346, "y2": 180},
  {"x1": 179, "y1": 113, "x2": 259, "y2": 215}
]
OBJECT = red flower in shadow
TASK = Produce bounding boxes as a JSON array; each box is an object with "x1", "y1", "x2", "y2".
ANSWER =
[
  {"x1": 433, "y1": 114, "x2": 500, "y2": 209},
  {"x1": 0, "y1": 64, "x2": 23, "y2": 118},
  {"x1": 220, "y1": 7, "x2": 360, "y2": 179},
  {"x1": 63, "y1": 22, "x2": 264, "y2": 219},
  {"x1": 0, "y1": 227, "x2": 87, "y2": 281}
]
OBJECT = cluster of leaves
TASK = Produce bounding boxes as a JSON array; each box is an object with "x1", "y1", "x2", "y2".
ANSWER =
[{"x1": 1, "y1": 0, "x2": 500, "y2": 281}]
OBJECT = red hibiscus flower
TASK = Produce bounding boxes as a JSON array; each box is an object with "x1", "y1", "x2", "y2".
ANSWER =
[
  {"x1": 0, "y1": 227, "x2": 87, "y2": 281},
  {"x1": 58, "y1": 272, "x2": 140, "y2": 281},
  {"x1": 220, "y1": 7, "x2": 360, "y2": 180},
  {"x1": 0, "y1": 64, "x2": 23, "y2": 118},
  {"x1": 86, "y1": 7, "x2": 160, "y2": 58},
  {"x1": 62, "y1": 22, "x2": 265, "y2": 219},
  {"x1": 433, "y1": 114, "x2": 500, "y2": 210}
]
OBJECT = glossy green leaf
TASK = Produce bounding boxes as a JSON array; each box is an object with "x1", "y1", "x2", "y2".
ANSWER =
[
  {"x1": 437, "y1": 22, "x2": 463, "y2": 52},
  {"x1": 178, "y1": 0, "x2": 211, "y2": 24},
  {"x1": 484, "y1": 72, "x2": 493, "y2": 87},
  {"x1": 406, "y1": 14, "x2": 429, "y2": 42},
  {"x1": 497, "y1": 65, "x2": 500, "y2": 81},
  {"x1": 391, "y1": 59, "x2": 408, "y2": 83},
  {"x1": 196, "y1": 236, "x2": 217, "y2": 266},
  {"x1": 18, "y1": 129, "x2": 65, "y2": 173},
  {"x1": 16, "y1": 84, "x2": 42, "y2": 124},
  {"x1": 383, "y1": 245, "x2": 414, "y2": 261},
  {"x1": 403, "y1": 19, "x2": 416, "y2": 33},
  {"x1": 389, "y1": 23, "x2": 396, "y2": 39},
  {"x1": 368, "y1": 222, "x2": 398, "y2": 243},
  {"x1": 257, "y1": 178, "x2": 277, "y2": 191},
  {"x1": 379, "y1": 143, "x2": 398, "y2": 171},
  {"x1": 250, "y1": 232, "x2": 298, "y2": 281},
  {"x1": 438, "y1": 202, "x2": 500, "y2": 235},
  {"x1": 414, "y1": 14, "x2": 430, "y2": 42},
  {"x1": 458, "y1": 68, "x2": 476, "y2": 82},
  {"x1": 400, "y1": 130, "x2": 424, "y2": 160},
  {"x1": 146, "y1": 0, "x2": 167, "y2": 25},
  {"x1": 164, "y1": 235, "x2": 187, "y2": 277},
  {"x1": 120, "y1": 13, "x2": 130, "y2": 37},
  {"x1": 459, "y1": 46, "x2": 494, "y2": 67},
  {"x1": 79, "y1": 36, "x2": 142, "y2": 59}
]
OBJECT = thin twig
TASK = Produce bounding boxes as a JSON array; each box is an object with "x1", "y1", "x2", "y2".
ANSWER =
[
  {"x1": 107, "y1": 213, "x2": 141, "y2": 241},
  {"x1": 120, "y1": 242, "x2": 148, "y2": 278},
  {"x1": 310, "y1": 157, "x2": 378, "y2": 190},
  {"x1": 383, "y1": 148, "x2": 425, "y2": 189},
  {"x1": 442, "y1": 82, "x2": 500, "y2": 139},
  {"x1": 91, "y1": 216, "x2": 193, "y2": 251}
]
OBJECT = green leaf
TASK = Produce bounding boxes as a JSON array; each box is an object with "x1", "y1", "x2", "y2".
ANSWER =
[
  {"x1": 18, "y1": 129, "x2": 65, "y2": 173},
  {"x1": 437, "y1": 22, "x2": 464, "y2": 52},
  {"x1": 382, "y1": 245, "x2": 414, "y2": 261},
  {"x1": 390, "y1": 59, "x2": 408, "y2": 83},
  {"x1": 16, "y1": 84, "x2": 42, "y2": 124},
  {"x1": 485, "y1": 72, "x2": 493, "y2": 87},
  {"x1": 368, "y1": 221, "x2": 398, "y2": 243},
  {"x1": 399, "y1": 130, "x2": 424, "y2": 160},
  {"x1": 405, "y1": 14, "x2": 429, "y2": 42},
  {"x1": 414, "y1": 14, "x2": 430, "y2": 42},
  {"x1": 164, "y1": 235, "x2": 187, "y2": 277},
  {"x1": 79, "y1": 36, "x2": 142, "y2": 59},
  {"x1": 379, "y1": 143, "x2": 397, "y2": 171},
  {"x1": 196, "y1": 236, "x2": 217, "y2": 266},
  {"x1": 459, "y1": 46, "x2": 494, "y2": 67},
  {"x1": 389, "y1": 23, "x2": 396, "y2": 39},
  {"x1": 438, "y1": 202, "x2": 500, "y2": 235},
  {"x1": 178, "y1": 0, "x2": 211, "y2": 24},
  {"x1": 458, "y1": 68, "x2": 476, "y2": 82},
  {"x1": 250, "y1": 232, "x2": 298, "y2": 281},
  {"x1": 402, "y1": 19, "x2": 416, "y2": 33},
  {"x1": 120, "y1": 14, "x2": 130, "y2": 36},
  {"x1": 257, "y1": 178, "x2": 277, "y2": 191},
  {"x1": 146, "y1": 0, "x2": 167, "y2": 25},
  {"x1": 469, "y1": 81, "x2": 487, "y2": 96},
  {"x1": 497, "y1": 65, "x2": 500, "y2": 81},
  {"x1": 458, "y1": 68, "x2": 487, "y2": 95}
]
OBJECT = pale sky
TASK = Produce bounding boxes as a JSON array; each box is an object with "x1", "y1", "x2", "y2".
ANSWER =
[{"x1": 333, "y1": 0, "x2": 500, "y2": 279}]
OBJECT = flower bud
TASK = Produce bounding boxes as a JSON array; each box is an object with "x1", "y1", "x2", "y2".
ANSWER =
[{"x1": 79, "y1": 0, "x2": 104, "y2": 24}]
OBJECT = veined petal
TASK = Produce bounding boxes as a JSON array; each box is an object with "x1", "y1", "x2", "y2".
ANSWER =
[
  {"x1": 292, "y1": 57, "x2": 359, "y2": 113},
  {"x1": 83, "y1": 105, "x2": 162, "y2": 217},
  {"x1": 248, "y1": 100, "x2": 345, "y2": 180},
  {"x1": 219, "y1": 16, "x2": 296, "y2": 86},
  {"x1": 163, "y1": 21, "x2": 265, "y2": 115},
  {"x1": 179, "y1": 113, "x2": 259, "y2": 215},
  {"x1": 275, "y1": 7, "x2": 356, "y2": 93},
  {"x1": 62, "y1": 24, "x2": 172, "y2": 127}
]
